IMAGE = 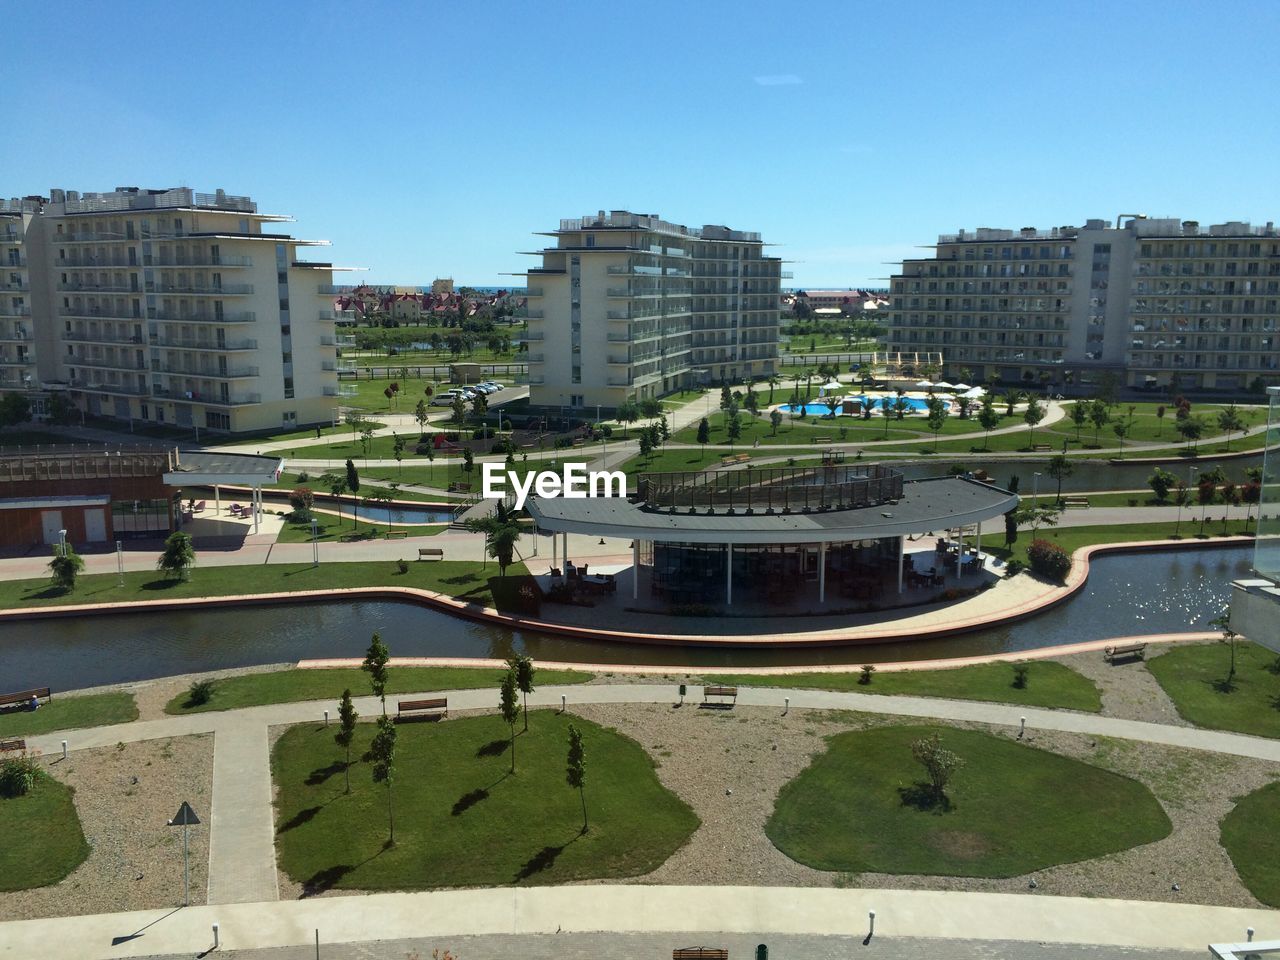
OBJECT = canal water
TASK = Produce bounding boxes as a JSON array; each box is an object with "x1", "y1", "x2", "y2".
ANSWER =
[
  {"x1": 0, "y1": 547, "x2": 1250, "y2": 691},
  {"x1": 894, "y1": 453, "x2": 1264, "y2": 493}
]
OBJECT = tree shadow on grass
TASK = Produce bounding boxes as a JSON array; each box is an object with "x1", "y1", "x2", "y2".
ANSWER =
[
  {"x1": 442, "y1": 573, "x2": 481, "y2": 586},
  {"x1": 304, "y1": 760, "x2": 347, "y2": 786},
  {"x1": 1207, "y1": 677, "x2": 1239, "y2": 694},
  {"x1": 278, "y1": 805, "x2": 321, "y2": 833},
  {"x1": 301, "y1": 863, "x2": 353, "y2": 897},
  {"x1": 140, "y1": 578, "x2": 183, "y2": 591},
  {"x1": 452, "y1": 787, "x2": 490, "y2": 816},
  {"x1": 22, "y1": 585, "x2": 71, "y2": 600},
  {"x1": 513, "y1": 830, "x2": 584, "y2": 882},
  {"x1": 897, "y1": 783, "x2": 954, "y2": 815},
  {"x1": 476, "y1": 738, "x2": 509, "y2": 758}
]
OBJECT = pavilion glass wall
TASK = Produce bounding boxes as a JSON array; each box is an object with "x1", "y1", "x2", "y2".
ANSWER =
[{"x1": 646, "y1": 538, "x2": 898, "y2": 605}]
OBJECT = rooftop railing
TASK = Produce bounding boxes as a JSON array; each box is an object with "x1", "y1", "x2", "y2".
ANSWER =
[{"x1": 637, "y1": 463, "x2": 904, "y2": 513}]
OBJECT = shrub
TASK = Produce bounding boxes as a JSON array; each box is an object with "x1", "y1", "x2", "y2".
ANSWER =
[
  {"x1": 288, "y1": 486, "x2": 315, "y2": 519},
  {"x1": 187, "y1": 679, "x2": 215, "y2": 707},
  {"x1": 1026, "y1": 539, "x2": 1072, "y2": 582},
  {"x1": 396, "y1": 559, "x2": 409, "y2": 574},
  {"x1": 1012, "y1": 663, "x2": 1030, "y2": 689},
  {"x1": 859, "y1": 664, "x2": 876, "y2": 685},
  {"x1": 1004, "y1": 558, "x2": 1026, "y2": 578},
  {"x1": 471, "y1": 426, "x2": 495, "y2": 440},
  {"x1": 295, "y1": 470, "x2": 310, "y2": 483},
  {"x1": 0, "y1": 755, "x2": 38, "y2": 797}
]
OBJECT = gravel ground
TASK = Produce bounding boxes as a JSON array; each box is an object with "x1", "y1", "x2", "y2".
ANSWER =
[
  {"x1": 0, "y1": 733, "x2": 214, "y2": 920},
  {"x1": 563, "y1": 703, "x2": 1276, "y2": 908},
  {"x1": 1057, "y1": 650, "x2": 1189, "y2": 726}
]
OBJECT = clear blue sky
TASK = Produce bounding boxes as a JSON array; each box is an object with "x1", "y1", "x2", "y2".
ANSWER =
[{"x1": 6, "y1": 1, "x2": 1280, "y2": 289}]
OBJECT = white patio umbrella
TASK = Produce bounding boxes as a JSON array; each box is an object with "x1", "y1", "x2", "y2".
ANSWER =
[
  {"x1": 934, "y1": 381, "x2": 955, "y2": 390},
  {"x1": 951, "y1": 382, "x2": 972, "y2": 391},
  {"x1": 822, "y1": 379, "x2": 843, "y2": 390},
  {"x1": 915, "y1": 380, "x2": 934, "y2": 389},
  {"x1": 962, "y1": 386, "x2": 986, "y2": 399}
]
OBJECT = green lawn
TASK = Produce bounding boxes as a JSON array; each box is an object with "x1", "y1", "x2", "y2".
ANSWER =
[
  {"x1": 709, "y1": 661, "x2": 1101, "y2": 712},
  {"x1": 1145, "y1": 641, "x2": 1280, "y2": 739},
  {"x1": 766, "y1": 724, "x2": 1171, "y2": 877},
  {"x1": 0, "y1": 560, "x2": 528, "y2": 613},
  {"x1": 0, "y1": 772, "x2": 90, "y2": 890},
  {"x1": 218, "y1": 420, "x2": 388, "y2": 448},
  {"x1": 0, "y1": 693, "x2": 138, "y2": 737},
  {"x1": 1220, "y1": 779, "x2": 1280, "y2": 907},
  {"x1": 271, "y1": 712, "x2": 698, "y2": 892},
  {"x1": 274, "y1": 514, "x2": 447, "y2": 544},
  {"x1": 265, "y1": 472, "x2": 446, "y2": 503},
  {"x1": 166, "y1": 665, "x2": 593, "y2": 714},
  {"x1": 991, "y1": 519, "x2": 1255, "y2": 568}
]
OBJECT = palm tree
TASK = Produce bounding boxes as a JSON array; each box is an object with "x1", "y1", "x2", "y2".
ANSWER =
[{"x1": 464, "y1": 501, "x2": 523, "y2": 575}]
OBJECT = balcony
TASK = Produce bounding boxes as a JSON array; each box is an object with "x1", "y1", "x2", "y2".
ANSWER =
[
  {"x1": 525, "y1": 287, "x2": 544, "y2": 298},
  {"x1": 154, "y1": 389, "x2": 263, "y2": 405},
  {"x1": 0, "y1": 280, "x2": 30, "y2": 292},
  {"x1": 64, "y1": 331, "x2": 143, "y2": 346},
  {"x1": 155, "y1": 339, "x2": 258, "y2": 352},
  {"x1": 70, "y1": 356, "x2": 147, "y2": 372},
  {"x1": 147, "y1": 255, "x2": 253, "y2": 268},
  {"x1": 0, "y1": 305, "x2": 31, "y2": 318},
  {"x1": 154, "y1": 310, "x2": 256, "y2": 323},
  {"x1": 59, "y1": 281, "x2": 139, "y2": 294},
  {"x1": 0, "y1": 355, "x2": 33, "y2": 366},
  {"x1": 160, "y1": 365, "x2": 260, "y2": 379},
  {"x1": 69, "y1": 379, "x2": 148, "y2": 396},
  {"x1": 524, "y1": 353, "x2": 545, "y2": 364},
  {"x1": 56, "y1": 257, "x2": 133, "y2": 269},
  {"x1": 152, "y1": 283, "x2": 254, "y2": 296},
  {"x1": 55, "y1": 231, "x2": 132, "y2": 243},
  {"x1": 323, "y1": 384, "x2": 360, "y2": 397}
]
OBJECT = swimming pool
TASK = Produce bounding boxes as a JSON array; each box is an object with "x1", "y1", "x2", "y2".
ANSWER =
[{"x1": 778, "y1": 395, "x2": 937, "y2": 416}]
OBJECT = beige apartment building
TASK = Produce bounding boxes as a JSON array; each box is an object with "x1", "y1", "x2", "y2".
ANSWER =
[
  {"x1": 886, "y1": 216, "x2": 1280, "y2": 394},
  {"x1": 0, "y1": 186, "x2": 354, "y2": 434},
  {"x1": 521, "y1": 210, "x2": 782, "y2": 411}
]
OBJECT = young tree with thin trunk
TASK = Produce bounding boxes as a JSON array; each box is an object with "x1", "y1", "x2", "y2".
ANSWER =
[
  {"x1": 566, "y1": 722, "x2": 588, "y2": 833},
  {"x1": 978, "y1": 401, "x2": 1000, "y2": 450},
  {"x1": 696, "y1": 417, "x2": 710, "y2": 457},
  {"x1": 508, "y1": 654, "x2": 535, "y2": 731},
  {"x1": 370, "y1": 715, "x2": 398, "y2": 844},
  {"x1": 925, "y1": 395, "x2": 948, "y2": 451},
  {"x1": 911, "y1": 732, "x2": 964, "y2": 805},
  {"x1": 1046, "y1": 454, "x2": 1073, "y2": 505},
  {"x1": 362, "y1": 632, "x2": 390, "y2": 716},
  {"x1": 345, "y1": 459, "x2": 361, "y2": 527},
  {"x1": 1088, "y1": 399, "x2": 1110, "y2": 447},
  {"x1": 769, "y1": 409, "x2": 783, "y2": 436},
  {"x1": 500, "y1": 667, "x2": 520, "y2": 774},
  {"x1": 1070, "y1": 401, "x2": 1088, "y2": 441},
  {"x1": 335, "y1": 689, "x2": 359, "y2": 794},
  {"x1": 1211, "y1": 612, "x2": 1241, "y2": 691},
  {"x1": 1022, "y1": 395, "x2": 1044, "y2": 447}
]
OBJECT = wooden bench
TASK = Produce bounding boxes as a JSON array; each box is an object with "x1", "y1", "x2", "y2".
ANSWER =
[
  {"x1": 447, "y1": 481, "x2": 471, "y2": 493},
  {"x1": 1063, "y1": 497, "x2": 1090, "y2": 509},
  {"x1": 733, "y1": 453, "x2": 750, "y2": 464},
  {"x1": 386, "y1": 530, "x2": 409, "y2": 539},
  {"x1": 811, "y1": 436, "x2": 832, "y2": 444},
  {"x1": 0, "y1": 737, "x2": 26, "y2": 753},
  {"x1": 674, "y1": 948, "x2": 728, "y2": 960},
  {"x1": 418, "y1": 547, "x2": 444, "y2": 561},
  {"x1": 1032, "y1": 444, "x2": 1052, "y2": 452},
  {"x1": 1104, "y1": 642, "x2": 1147, "y2": 663},
  {"x1": 703, "y1": 685, "x2": 738, "y2": 705},
  {"x1": 398, "y1": 697, "x2": 447, "y2": 720},
  {"x1": 720, "y1": 456, "x2": 738, "y2": 466},
  {"x1": 0, "y1": 687, "x2": 51, "y2": 710}
]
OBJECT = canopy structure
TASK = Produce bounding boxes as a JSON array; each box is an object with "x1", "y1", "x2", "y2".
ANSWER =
[
  {"x1": 934, "y1": 381, "x2": 955, "y2": 390},
  {"x1": 818, "y1": 380, "x2": 844, "y2": 394},
  {"x1": 962, "y1": 386, "x2": 987, "y2": 399},
  {"x1": 952, "y1": 382, "x2": 972, "y2": 391},
  {"x1": 915, "y1": 380, "x2": 934, "y2": 389}
]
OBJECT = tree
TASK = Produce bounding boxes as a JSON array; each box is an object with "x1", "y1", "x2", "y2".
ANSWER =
[
  {"x1": 1022, "y1": 396, "x2": 1044, "y2": 446},
  {"x1": 464, "y1": 500, "x2": 522, "y2": 575},
  {"x1": 1069, "y1": 401, "x2": 1088, "y2": 441},
  {"x1": 911, "y1": 732, "x2": 964, "y2": 805},
  {"x1": 45, "y1": 393, "x2": 77, "y2": 426},
  {"x1": 318, "y1": 472, "x2": 347, "y2": 523},
  {"x1": 566, "y1": 723, "x2": 588, "y2": 833},
  {"x1": 1197, "y1": 479, "x2": 1216, "y2": 535},
  {"x1": 48, "y1": 543, "x2": 84, "y2": 592},
  {"x1": 369, "y1": 715, "x2": 398, "y2": 844},
  {"x1": 925, "y1": 395, "x2": 948, "y2": 451},
  {"x1": 823, "y1": 395, "x2": 840, "y2": 420},
  {"x1": 362, "y1": 632, "x2": 390, "y2": 716},
  {"x1": 657, "y1": 414, "x2": 670, "y2": 450},
  {"x1": 507, "y1": 654, "x2": 535, "y2": 731},
  {"x1": 359, "y1": 425, "x2": 376, "y2": 464},
  {"x1": 1004, "y1": 508, "x2": 1018, "y2": 547},
  {"x1": 392, "y1": 433, "x2": 406, "y2": 477},
  {"x1": 1111, "y1": 420, "x2": 1129, "y2": 458},
  {"x1": 335, "y1": 688, "x2": 359, "y2": 794},
  {"x1": 1155, "y1": 404, "x2": 1167, "y2": 437},
  {"x1": 978, "y1": 401, "x2": 1001, "y2": 450},
  {"x1": 726, "y1": 413, "x2": 743, "y2": 451},
  {"x1": 617, "y1": 400, "x2": 641, "y2": 438},
  {"x1": 345, "y1": 459, "x2": 361, "y2": 526},
  {"x1": 638, "y1": 430, "x2": 654, "y2": 460},
  {"x1": 157, "y1": 531, "x2": 195, "y2": 581},
  {"x1": 1176, "y1": 416, "x2": 1204, "y2": 454},
  {"x1": 1173, "y1": 480, "x2": 1189, "y2": 536},
  {"x1": 1088, "y1": 399, "x2": 1110, "y2": 447},
  {"x1": 500, "y1": 667, "x2": 520, "y2": 774},
  {"x1": 0, "y1": 392, "x2": 31, "y2": 428},
  {"x1": 288, "y1": 486, "x2": 314, "y2": 520},
  {"x1": 461, "y1": 446, "x2": 475, "y2": 473},
  {"x1": 767, "y1": 374, "x2": 781, "y2": 405},
  {"x1": 451, "y1": 393, "x2": 467, "y2": 424},
  {"x1": 1046, "y1": 454, "x2": 1073, "y2": 505},
  {"x1": 696, "y1": 417, "x2": 710, "y2": 455},
  {"x1": 471, "y1": 391, "x2": 488, "y2": 419},
  {"x1": 770, "y1": 409, "x2": 783, "y2": 436},
  {"x1": 744, "y1": 390, "x2": 760, "y2": 418},
  {"x1": 1242, "y1": 467, "x2": 1263, "y2": 530},
  {"x1": 1003, "y1": 390, "x2": 1021, "y2": 418},
  {"x1": 1148, "y1": 467, "x2": 1176, "y2": 503},
  {"x1": 640, "y1": 397, "x2": 662, "y2": 420},
  {"x1": 1211, "y1": 612, "x2": 1241, "y2": 691},
  {"x1": 719, "y1": 383, "x2": 733, "y2": 412},
  {"x1": 414, "y1": 398, "x2": 429, "y2": 438},
  {"x1": 1217, "y1": 404, "x2": 1245, "y2": 451}
]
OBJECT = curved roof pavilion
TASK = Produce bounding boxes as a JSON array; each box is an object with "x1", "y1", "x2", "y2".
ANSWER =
[{"x1": 525, "y1": 465, "x2": 1018, "y2": 546}]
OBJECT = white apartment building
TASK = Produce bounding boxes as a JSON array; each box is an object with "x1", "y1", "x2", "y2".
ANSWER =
[
  {"x1": 0, "y1": 186, "x2": 355, "y2": 433},
  {"x1": 521, "y1": 210, "x2": 782, "y2": 410},
  {"x1": 886, "y1": 216, "x2": 1280, "y2": 394}
]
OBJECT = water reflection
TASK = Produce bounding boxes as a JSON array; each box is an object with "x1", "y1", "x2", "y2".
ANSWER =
[{"x1": 1, "y1": 547, "x2": 1251, "y2": 691}]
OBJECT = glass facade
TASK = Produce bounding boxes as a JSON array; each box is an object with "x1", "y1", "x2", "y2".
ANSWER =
[{"x1": 1254, "y1": 387, "x2": 1280, "y2": 581}]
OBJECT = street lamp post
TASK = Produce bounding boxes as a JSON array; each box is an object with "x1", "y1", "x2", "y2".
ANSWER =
[
  {"x1": 58, "y1": 529, "x2": 67, "y2": 558},
  {"x1": 1031, "y1": 473, "x2": 1042, "y2": 535},
  {"x1": 311, "y1": 517, "x2": 319, "y2": 567}
]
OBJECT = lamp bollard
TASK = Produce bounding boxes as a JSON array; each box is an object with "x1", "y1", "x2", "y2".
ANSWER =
[
  {"x1": 869, "y1": 909, "x2": 876, "y2": 938},
  {"x1": 323, "y1": 710, "x2": 329, "y2": 727},
  {"x1": 212, "y1": 922, "x2": 220, "y2": 949},
  {"x1": 1248, "y1": 927, "x2": 1255, "y2": 942},
  {"x1": 560, "y1": 694, "x2": 566, "y2": 712},
  {"x1": 1019, "y1": 716, "x2": 1026, "y2": 740},
  {"x1": 784, "y1": 696, "x2": 790, "y2": 715},
  {"x1": 61, "y1": 740, "x2": 68, "y2": 761}
]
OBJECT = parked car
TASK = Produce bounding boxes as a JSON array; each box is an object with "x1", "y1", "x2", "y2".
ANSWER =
[
  {"x1": 482, "y1": 381, "x2": 506, "y2": 391},
  {"x1": 431, "y1": 393, "x2": 460, "y2": 406}
]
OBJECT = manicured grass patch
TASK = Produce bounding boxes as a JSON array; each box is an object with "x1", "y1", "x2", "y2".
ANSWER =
[
  {"x1": 988, "y1": 520, "x2": 1254, "y2": 569},
  {"x1": 271, "y1": 712, "x2": 698, "y2": 891},
  {"x1": 274, "y1": 515, "x2": 446, "y2": 544},
  {"x1": 766, "y1": 724, "x2": 1170, "y2": 877},
  {"x1": 0, "y1": 693, "x2": 138, "y2": 737},
  {"x1": 0, "y1": 560, "x2": 528, "y2": 613},
  {"x1": 166, "y1": 666, "x2": 592, "y2": 714},
  {"x1": 1221, "y1": 779, "x2": 1280, "y2": 906},
  {"x1": 0, "y1": 772, "x2": 90, "y2": 890},
  {"x1": 1146, "y1": 641, "x2": 1280, "y2": 739},
  {"x1": 709, "y1": 661, "x2": 1101, "y2": 712}
]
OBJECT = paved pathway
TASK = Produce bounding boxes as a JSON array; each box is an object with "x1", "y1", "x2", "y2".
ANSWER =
[{"x1": 207, "y1": 718, "x2": 279, "y2": 905}]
